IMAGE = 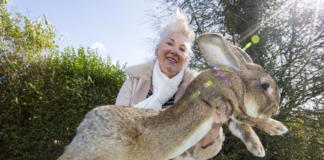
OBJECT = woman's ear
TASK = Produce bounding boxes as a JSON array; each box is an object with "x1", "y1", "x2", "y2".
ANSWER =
[{"x1": 155, "y1": 45, "x2": 159, "y2": 56}]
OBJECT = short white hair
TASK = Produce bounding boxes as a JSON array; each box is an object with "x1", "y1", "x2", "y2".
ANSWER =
[{"x1": 156, "y1": 7, "x2": 195, "y2": 59}]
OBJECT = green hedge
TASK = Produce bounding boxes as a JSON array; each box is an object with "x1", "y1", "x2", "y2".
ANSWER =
[{"x1": 0, "y1": 47, "x2": 127, "y2": 159}]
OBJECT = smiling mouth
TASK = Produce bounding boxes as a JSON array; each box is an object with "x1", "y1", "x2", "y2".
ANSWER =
[{"x1": 166, "y1": 57, "x2": 177, "y2": 64}]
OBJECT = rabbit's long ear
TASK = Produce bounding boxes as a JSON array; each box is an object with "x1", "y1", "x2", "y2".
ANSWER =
[
  {"x1": 235, "y1": 46, "x2": 253, "y2": 63},
  {"x1": 198, "y1": 33, "x2": 247, "y2": 71}
]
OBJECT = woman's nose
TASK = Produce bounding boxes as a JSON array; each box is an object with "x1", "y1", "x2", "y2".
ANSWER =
[{"x1": 171, "y1": 47, "x2": 179, "y2": 55}]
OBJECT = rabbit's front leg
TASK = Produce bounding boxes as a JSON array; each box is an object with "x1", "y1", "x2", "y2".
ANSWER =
[
  {"x1": 231, "y1": 113, "x2": 288, "y2": 136},
  {"x1": 228, "y1": 121, "x2": 265, "y2": 157},
  {"x1": 255, "y1": 118, "x2": 288, "y2": 136}
]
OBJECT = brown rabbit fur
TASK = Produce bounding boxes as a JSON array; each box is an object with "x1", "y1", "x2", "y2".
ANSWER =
[
  {"x1": 58, "y1": 33, "x2": 287, "y2": 160},
  {"x1": 198, "y1": 33, "x2": 288, "y2": 157}
]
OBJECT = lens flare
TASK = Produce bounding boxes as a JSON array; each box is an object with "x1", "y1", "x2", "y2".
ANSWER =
[
  {"x1": 238, "y1": 1, "x2": 296, "y2": 51},
  {"x1": 204, "y1": 81, "x2": 212, "y2": 88},
  {"x1": 182, "y1": 101, "x2": 188, "y2": 107},
  {"x1": 242, "y1": 42, "x2": 252, "y2": 51},
  {"x1": 252, "y1": 35, "x2": 260, "y2": 44}
]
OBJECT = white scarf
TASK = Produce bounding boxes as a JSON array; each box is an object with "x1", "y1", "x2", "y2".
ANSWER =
[{"x1": 133, "y1": 60, "x2": 184, "y2": 109}]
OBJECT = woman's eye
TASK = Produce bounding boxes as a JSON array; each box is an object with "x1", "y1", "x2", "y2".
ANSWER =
[
  {"x1": 167, "y1": 42, "x2": 173, "y2": 46},
  {"x1": 180, "y1": 48, "x2": 185, "y2": 52}
]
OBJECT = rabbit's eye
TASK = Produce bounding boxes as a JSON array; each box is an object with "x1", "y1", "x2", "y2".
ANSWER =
[{"x1": 261, "y1": 83, "x2": 269, "y2": 90}]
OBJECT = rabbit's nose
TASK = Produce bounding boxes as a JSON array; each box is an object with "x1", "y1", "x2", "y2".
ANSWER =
[
  {"x1": 273, "y1": 106, "x2": 280, "y2": 116},
  {"x1": 259, "y1": 104, "x2": 278, "y2": 118}
]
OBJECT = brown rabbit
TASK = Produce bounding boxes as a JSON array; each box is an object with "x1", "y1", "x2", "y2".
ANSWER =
[
  {"x1": 58, "y1": 33, "x2": 287, "y2": 160},
  {"x1": 198, "y1": 33, "x2": 288, "y2": 157}
]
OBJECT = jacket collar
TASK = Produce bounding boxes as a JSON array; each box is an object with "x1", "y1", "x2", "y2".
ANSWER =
[
  {"x1": 124, "y1": 60, "x2": 155, "y2": 80},
  {"x1": 124, "y1": 59, "x2": 197, "y2": 83},
  {"x1": 125, "y1": 59, "x2": 199, "y2": 104}
]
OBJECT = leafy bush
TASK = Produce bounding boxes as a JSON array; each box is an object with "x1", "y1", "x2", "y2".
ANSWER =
[
  {"x1": 0, "y1": 48, "x2": 126, "y2": 159},
  {"x1": 0, "y1": 1, "x2": 127, "y2": 159}
]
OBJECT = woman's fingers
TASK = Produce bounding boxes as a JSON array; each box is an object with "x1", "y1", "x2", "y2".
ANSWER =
[
  {"x1": 213, "y1": 100, "x2": 233, "y2": 125},
  {"x1": 214, "y1": 110, "x2": 229, "y2": 124},
  {"x1": 224, "y1": 100, "x2": 234, "y2": 117},
  {"x1": 212, "y1": 100, "x2": 234, "y2": 127}
]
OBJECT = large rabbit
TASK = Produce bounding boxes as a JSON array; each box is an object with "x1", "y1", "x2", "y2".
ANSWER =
[
  {"x1": 198, "y1": 33, "x2": 288, "y2": 157},
  {"x1": 58, "y1": 33, "x2": 287, "y2": 160}
]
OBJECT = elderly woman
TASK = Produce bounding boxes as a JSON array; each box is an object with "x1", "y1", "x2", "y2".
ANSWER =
[{"x1": 115, "y1": 9, "x2": 232, "y2": 160}]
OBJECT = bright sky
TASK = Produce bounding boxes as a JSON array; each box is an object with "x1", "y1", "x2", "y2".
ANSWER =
[{"x1": 7, "y1": 0, "x2": 160, "y2": 67}]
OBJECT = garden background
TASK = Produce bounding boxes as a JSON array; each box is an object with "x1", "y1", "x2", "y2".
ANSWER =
[{"x1": 1, "y1": 0, "x2": 323, "y2": 159}]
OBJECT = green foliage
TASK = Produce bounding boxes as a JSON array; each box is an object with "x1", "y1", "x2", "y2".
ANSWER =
[
  {"x1": 0, "y1": 1, "x2": 127, "y2": 159},
  {"x1": 1, "y1": 47, "x2": 126, "y2": 159},
  {"x1": 0, "y1": 0, "x2": 57, "y2": 54}
]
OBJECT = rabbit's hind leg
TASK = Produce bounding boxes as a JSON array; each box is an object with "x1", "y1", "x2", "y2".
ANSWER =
[{"x1": 228, "y1": 121, "x2": 265, "y2": 157}]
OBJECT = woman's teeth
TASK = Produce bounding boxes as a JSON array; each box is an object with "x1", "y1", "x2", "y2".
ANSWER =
[{"x1": 166, "y1": 57, "x2": 177, "y2": 64}]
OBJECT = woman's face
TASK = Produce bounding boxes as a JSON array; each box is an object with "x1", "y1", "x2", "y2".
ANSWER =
[{"x1": 155, "y1": 32, "x2": 189, "y2": 78}]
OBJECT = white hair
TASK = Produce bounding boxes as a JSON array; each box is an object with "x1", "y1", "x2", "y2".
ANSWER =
[{"x1": 156, "y1": 7, "x2": 195, "y2": 60}]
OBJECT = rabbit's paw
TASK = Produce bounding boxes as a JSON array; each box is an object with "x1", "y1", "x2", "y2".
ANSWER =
[
  {"x1": 229, "y1": 122, "x2": 265, "y2": 157},
  {"x1": 263, "y1": 118, "x2": 288, "y2": 136},
  {"x1": 245, "y1": 138, "x2": 265, "y2": 157}
]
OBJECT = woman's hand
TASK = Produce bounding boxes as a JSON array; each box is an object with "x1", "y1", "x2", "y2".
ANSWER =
[{"x1": 198, "y1": 100, "x2": 233, "y2": 148}]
